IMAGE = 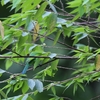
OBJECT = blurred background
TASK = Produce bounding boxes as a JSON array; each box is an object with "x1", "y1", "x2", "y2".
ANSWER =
[{"x1": 0, "y1": 1, "x2": 100, "y2": 100}]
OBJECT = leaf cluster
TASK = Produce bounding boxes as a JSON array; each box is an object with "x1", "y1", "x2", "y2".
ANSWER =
[{"x1": 0, "y1": 0, "x2": 100, "y2": 99}]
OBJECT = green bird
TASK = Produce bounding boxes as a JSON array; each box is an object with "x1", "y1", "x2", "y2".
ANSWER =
[{"x1": 21, "y1": 58, "x2": 35, "y2": 74}]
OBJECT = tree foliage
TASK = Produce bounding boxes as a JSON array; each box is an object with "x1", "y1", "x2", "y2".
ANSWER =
[{"x1": 0, "y1": 0, "x2": 100, "y2": 99}]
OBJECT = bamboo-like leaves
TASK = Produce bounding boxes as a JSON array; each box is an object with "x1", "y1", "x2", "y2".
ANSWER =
[
  {"x1": 46, "y1": 13, "x2": 57, "y2": 34},
  {"x1": 34, "y1": 2, "x2": 48, "y2": 20}
]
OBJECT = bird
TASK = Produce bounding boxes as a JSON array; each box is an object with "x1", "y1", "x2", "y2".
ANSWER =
[{"x1": 21, "y1": 58, "x2": 35, "y2": 74}]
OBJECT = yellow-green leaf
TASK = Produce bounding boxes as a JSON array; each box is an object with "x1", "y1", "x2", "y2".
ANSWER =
[
  {"x1": 0, "y1": 20, "x2": 4, "y2": 39},
  {"x1": 95, "y1": 55, "x2": 100, "y2": 71}
]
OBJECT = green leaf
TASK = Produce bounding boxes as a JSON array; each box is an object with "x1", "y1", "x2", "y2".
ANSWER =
[
  {"x1": 34, "y1": 58, "x2": 40, "y2": 69},
  {"x1": 1, "y1": 84, "x2": 11, "y2": 91},
  {"x1": 22, "y1": 81, "x2": 29, "y2": 94},
  {"x1": 18, "y1": 35, "x2": 28, "y2": 48},
  {"x1": 62, "y1": 26, "x2": 72, "y2": 37},
  {"x1": 49, "y1": 97, "x2": 57, "y2": 100},
  {"x1": 67, "y1": 0, "x2": 82, "y2": 8},
  {"x1": 53, "y1": 29, "x2": 62, "y2": 45},
  {"x1": 97, "y1": 14, "x2": 100, "y2": 21},
  {"x1": 46, "y1": 67, "x2": 52, "y2": 76},
  {"x1": 0, "y1": 90, "x2": 7, "y2": 99},
  {"x1": 28, "y1": 79, "x2": 35, "y2": 90},
  {"x1": 46, "y1": 13, "x2": 57, "y2": 33},
  {"x1": 25, "y1": 15, "x2": 32, "y2": 30},
  {"x1": 29, "y1": 44, "x2": 37, "y2": 51},
  {"x1": 1, "y1": 39, "x2": 13, "y2": 51},
  {"x1": 74, "y1": 27, "x2": 85, "y2": 32},
  {"x1": 88, "y1": 34, "x2": 100, "y2": 47},
  {"x1": 3, "y1": 0, "x2": 10, "y2": 5},
  {"x1": 51, "y1": 86, "x2": 56, "y2": 95},
  {"x1": 78, "y1": 5, "x2": 84, "y2": 17},
  {"x1": 72, "y1": 14, "x2": 80, "y2": 21},
  {"x1": 51, "y1": 59, "x2": 59, "y2": 70},
  {"x1": 34, "y1": 2, "x2": 48, "y2": 20},
  {"x1": 73, "y1": 83, "x2": 78, "y2": 95},
  {"x1": 77, "y1": 83, "x2": 85, "y2": 92},
  {"x1": 14, "y1": 81, "x2": 23, "y2": 92},
  {"x1": 72, "y1": 32, "x2": 88, "y2": 45},
  {"x1": 33, "y1": 45, "x2": 44, "y2": 53},
  {"x1": 35, "y1": 79, "x2": 43, "y2": 93},
  {"x1": 70, "y1": 8, "x2": 79, "y2": 14},
  {"x1": 12, "y1": 0, "x2": 21, "y2": 10},
  {"x1": 32, "y1": 0, "x2": 41, "y2": 8},
  {"x1": 46, "y1": 13, "x2": 57, "y2": 31},
  {"x1": 6, "y1": 87, "x2": 12, "y2": 96},
  {"x1": 65, "y1": 80, "x2": 74, "y2": 91},
  {"x1": 27, "y1": 96, "x2": 33, "y2": 100},
  {"x1": 5, "y1": 59, "x2": 13, "y2": 70},
  {"x1": 60, "y1": 98, "x2": 64, "y2": 100},
  {"x1": 91, "y1": 2, "x2": 100, "y2": 10}
]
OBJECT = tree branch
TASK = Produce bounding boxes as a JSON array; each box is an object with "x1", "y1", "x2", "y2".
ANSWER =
[
  {"x1": 0, "y1": 55, "x2": 78, "y2": 59},
  {"x1": 90, "y1": 95, "x2": 100, "y2": 100}
]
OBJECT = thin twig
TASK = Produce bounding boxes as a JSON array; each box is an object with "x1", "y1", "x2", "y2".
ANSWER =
[
  {"x1": 92, "y1": 35, "x2": 100, "y2": 39},
  {"x1": 60, "y1": 70, "x2": 99, "y2": 84},
  {"x1": 54, "y1": 5, "x2": 72, "y2": 16},
  {"x1": 6, "y1": 48, "x2": 22, "y2": 57},
  {"x1": 87, "y1": 36, "x2": 90, "y2": 52},
  {"x1": 0, "y1": 55, "x2": 78, "y2": 59},
  {"x1": 0, "y1": 78, "x2": 10, "y2": 84},
  {"x1": 59, "y1": 0, "x2": 65, "y2": 13},
  {"x1": 45, "y1": 36, "x2": 86, "y2": 53},
  {"x1": 90, "y1": 95, "x2": 100, "y2": 100},
  {"x1": 49, "y1": 94, "x2": 71, "y2": 100},
  {"x1": 58, "y1": 66, "x2": 76, "y2": 71},
  {"x1": 28, "y1": 58, "x2": 57, "y2": 72},
  {"x1": 44, "y1": 45, "x2": 71, "y2": 50}
]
